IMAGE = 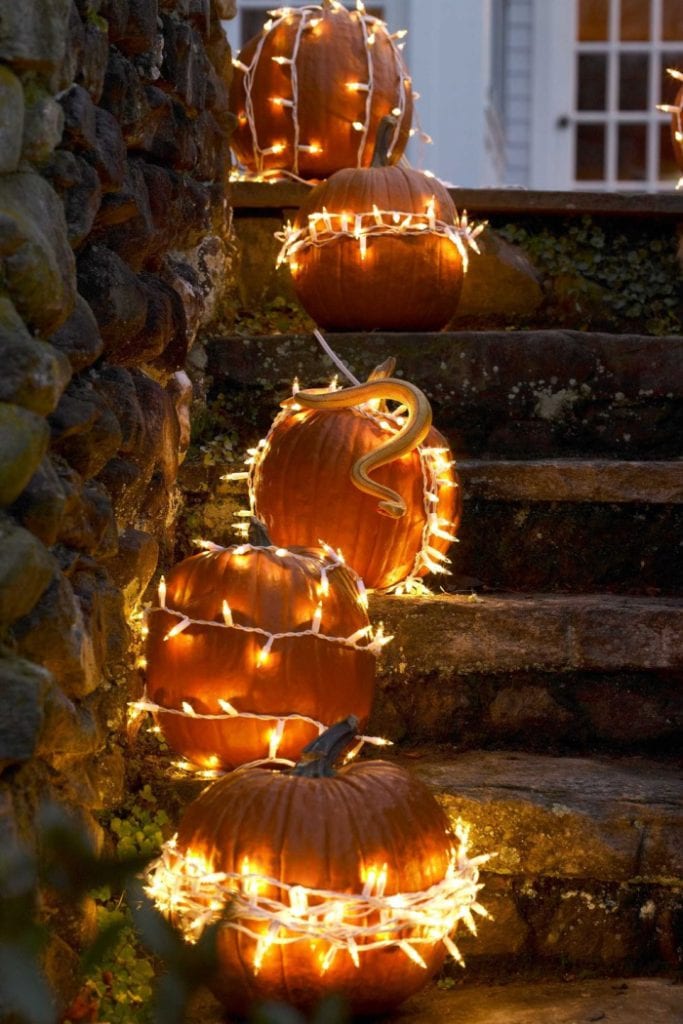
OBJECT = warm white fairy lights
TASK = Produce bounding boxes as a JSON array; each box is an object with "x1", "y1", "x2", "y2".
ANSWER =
[
  {"x1": 231, "y1": 381, "x2": 459, "y2": 595},
  {"x1": 145, "y1": 822, "x2": 489, "y2": 971},
  {"x1": 128, "y1": 542, "x2": 392, "y2": 762},
  {"x1": 657, "y1": 68, "x2": 683, "y2": 189},
  {"x1": 276, "y1": 201, "x2": 484, "y2": 273},
  {"x1": 231, "y1": 1, "x2": 412, "y2": 180}
]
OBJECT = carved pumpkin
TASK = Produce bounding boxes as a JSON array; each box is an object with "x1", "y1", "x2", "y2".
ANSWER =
[
  {"x1": 250, "y1": 362, "x2": 461, "y2": 592},
  {"x1": 146, "y1": 718, "x2": 488, "y2": 1015},
  {"x1": 277, "y1": 116, "x2": 483, "y2": 330},
  {"x1": 229, "y1": 1, "x2": 413, "y2": 180},
  {"x1": 144, "y1": 523, "x2": 378, "y2": 769}
]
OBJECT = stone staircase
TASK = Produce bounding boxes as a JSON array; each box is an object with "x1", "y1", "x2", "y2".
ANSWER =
[{"x1": 182, "y1": 326, "x2": 683, "y2": 1019}]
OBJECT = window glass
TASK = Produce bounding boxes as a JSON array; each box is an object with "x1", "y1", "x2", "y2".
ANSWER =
[
  {"x1": 662, "y1": 0, "x2": 683, "y2": 41},
  {"x1": 576, "y1": 123, "x2": 606, "y2": 178},
  {"x1": 578, "y1": 53, "x2": 608, "y2": 109},
  {"x1": 660, "y1": 51, "x2": 683, "y2": 101},
  {"x1": 617, "y1": 123, "x2": 648, "y2": 179},
  {"x1": 620, "y1": 0, "x2": 651, "y2": 41},
  {"x1": 619, "y1": 53, "x2": 650, "y2": 109},
  {"x1": 579, "y1": 0, "x2": 609, "y2": 42}
]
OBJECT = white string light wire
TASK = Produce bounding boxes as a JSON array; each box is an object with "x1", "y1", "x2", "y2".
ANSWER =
[
  {"x1": 657, "y1": 68, "x2": 683, "y2": 189},
  {"x1": 226, "y1": 385, "x2": 459, "y2": 595},
  {"x1": 231, "y1": 1, "x2": 412, "y2": 180},
  {"x1": 276, "y1": 202, "x2": 484, "y2": 272},
  {"x1": 145, "y1": 822, "x2": 490, "y2": 971}
]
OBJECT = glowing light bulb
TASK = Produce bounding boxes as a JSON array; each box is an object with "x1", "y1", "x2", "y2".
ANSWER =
[
  {"x1": 163, "y1": 618, "x2": 191, "y2": 641},
  {"x1": 158, "y1": 576, "x2": 166, "y2": 607},
  {"x1": 222, "y1": 600, "x2": 233, "y2": 627},
  {"x1": 352, "y1": 121, "x2": 365, "y2": 132}
]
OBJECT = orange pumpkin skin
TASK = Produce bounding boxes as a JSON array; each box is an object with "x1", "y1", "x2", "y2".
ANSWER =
[
  {"x1": 251, "y1": 408, "x2": 460, "y2": 591},
  {"x1": 286, "y1": 166, "x2": 464, "y2": 330},
  {"x1": 145, "y1": 545, "x2": 375, "y2": 768},
  {"x1": 230, "y1": 3, "x2": 412, "y2": 179},
  {"x1": 172, "y1": 759, "x2": 454, "y2": 1014}
]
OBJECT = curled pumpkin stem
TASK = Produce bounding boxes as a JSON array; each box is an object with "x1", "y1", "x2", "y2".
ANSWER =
[{"x1": 283, "y1": 379, "x2": 432, "y2": 518}]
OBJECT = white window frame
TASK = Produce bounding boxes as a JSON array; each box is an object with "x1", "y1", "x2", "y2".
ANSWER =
[{"x1": 530, "y1": 0, "x2": 682, "y2": 191}]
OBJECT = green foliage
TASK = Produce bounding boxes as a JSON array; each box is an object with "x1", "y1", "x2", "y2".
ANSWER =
[
  {"x1": 107, "y1": 784, "x2": 170, "y2": 861},
  {"x1": 233, "y1": 296, "x2": 314, "y2": 337},
  {"x1": 498, "y1": 216, "x2": 681, "y2": 334}
]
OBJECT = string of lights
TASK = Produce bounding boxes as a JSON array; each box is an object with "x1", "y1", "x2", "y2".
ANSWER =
[
  {"x1": 658, "y1": 67, "x2": 683, "y2": 189},
  {"x1": 145, "y1": 823, "x2": 490, "y2": 972},
  {"x1": 223, "y1": 382, "x2": 459, "y2": 594},
  {"x1": 276, "y1": 202, "x2": 484, "y2": 272},
  {"x1": 231, "y1": 1, "x2": 412, "y2": 178}
]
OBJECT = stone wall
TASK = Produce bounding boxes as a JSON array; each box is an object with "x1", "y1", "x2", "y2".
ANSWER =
[{"x1": 0, "y1": 0, "x2": 234, "y2": 996}]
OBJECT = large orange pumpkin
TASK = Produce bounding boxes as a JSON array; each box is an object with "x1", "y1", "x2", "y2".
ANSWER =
[
  {"x1": 144, "y1": 523, "x2": 378, "y2": 769},
  {"x1": 230, "y1": 1, "x2": 413, "y2": 179},
  {"x1": 659, "y1": 68, "x2": 683, "y2": 183},
  {"x1": 146, "y1": 717, "x2": 488, "y2": 1015},
  {"x1": 276, "y1": 116, "x2": 483, "y2": 330},
  {"x1": 250, "y1": 362, "x2": 461, "y2": 592}
]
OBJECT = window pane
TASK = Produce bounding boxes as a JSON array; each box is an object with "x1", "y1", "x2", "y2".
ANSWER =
[
  {"x1": 578, "y1": 53, "x2": 608, "y2": 109},
  {"x1": 619, "y1": 53, "x2": 650, "y2": 109},
  {"x1": 662, "y1": 0, "x2": 683, "y2": 41},
  {"x1": 618, "y1": 123, "x2": 647, "y2": 179},
  {"x1": 659, "y1": 121, "x2": 680, "y2": 178},
  {"x1": 576, "y1": 123, "x2": 606, "y2": 179},
  {"x1": 661, "y1": 52, "x2": 683, "y2": 101},
  {"x1": 620, "y1": 0, "x2": 651, "y2": 40},
  {"x1": 579, "y1": 0, "x2": 609, "y2": 41}
]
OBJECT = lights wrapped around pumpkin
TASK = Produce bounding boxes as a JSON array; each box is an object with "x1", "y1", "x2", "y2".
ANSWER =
[
  {"x1": 244, "y1": 360, "x2": 461, "y2": 593},
  {"x1": 230, "y1": 0, "x2": 413, "y2": 180},
  {"x1": 276, "y1": 115, "x2": 484, "y2": 330},
  {"x1": 657, "y1": 67, "x2": 683, "y2": 188},
  {"x1": 135, "y1": 521, "x2": 386, "y2": 770},
  {"x1": 146, "y1": 717, "x2": 489, "y2": 1015}
]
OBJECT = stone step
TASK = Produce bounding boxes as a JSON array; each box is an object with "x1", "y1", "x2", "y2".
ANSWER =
[
  {"x1": 368, "y1": 592, "x2": 683, "y2": 752},
  {"x1": 397, "y1": 750, "x2": 683, "y2": 974},
  {"x1": 205, "y1": 331, "x2": 683, "y2": 459},
  {"x1": 188, "y1": 976, "x2": 683, "y2": 1024},
  {"x1": 178, "y1": 456, "x2": 683, "y2": 596},
  {"x1": 382, "y1": 978, "x2": 683, "y2": 1024}
]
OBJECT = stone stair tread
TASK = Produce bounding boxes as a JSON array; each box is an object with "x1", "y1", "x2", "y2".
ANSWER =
[
  {"x1": 382, "y1": 977, "x2": 682, "y2": 1024},
  {"x1": 391, "y1": 749, "x2": 682, "y2": 883},
  {"x1": 459, "y1": 458, "x2": 683, "y2": 503},
  {"x1": 371, "y1": 591, "x2": 683, "y2": 673}
]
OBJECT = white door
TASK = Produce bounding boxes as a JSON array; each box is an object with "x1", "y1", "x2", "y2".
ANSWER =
[{"x1": 531, "y1": 0, "x2": 683, "y2": 190}]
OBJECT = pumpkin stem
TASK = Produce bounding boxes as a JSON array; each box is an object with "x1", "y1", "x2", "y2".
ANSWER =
[
  {"x1": 291, "y1": 716, "x2": 360, "y2": 777},
  {"x1": 248, "y1": 517, "x2": 273, "y2": 547},
  {"x1": 371, "y1": 115, "x2": 398, "y2": 168}
]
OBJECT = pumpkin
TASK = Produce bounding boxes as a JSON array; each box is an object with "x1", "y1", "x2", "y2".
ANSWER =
[
  {"x1": 229, "y1": 0, "x2": 413, "y2": 180},
  {"x1": 671, "y1": 82, "x2": 683, "y2": 177},
  {"x1": 146, "y1": 717, "x2": 488, "y2": 1015},
  {"x1": 276, "y1": 116, "x2": 483, "y2": 330},
  {"x1": 250, "y1": 361, "x2": 461, "y2": 592},
  {"x1": 144, "y1": 521, "x2": 378, "y2": 769}
]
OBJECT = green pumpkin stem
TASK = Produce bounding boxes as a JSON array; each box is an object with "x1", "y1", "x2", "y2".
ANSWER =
[
  {"x1": 248, "y1": 517, "x2": 273, "y2": 547},
  {"x1": 292, "y1": 716, "x2": 360, "y2": 777},
  {"x1": 371, "y1": 115, "x2": 398, "y2": 168}
]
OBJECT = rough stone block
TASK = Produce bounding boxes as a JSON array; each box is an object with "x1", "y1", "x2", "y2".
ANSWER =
[
  {"x1": 21, "y1": 88, "x2": 64, "y2": 166},
  {"x1": 92, "y1": 366, "x2": 145, "y2": 452},
  {"x1": 11, "y1": 572, "x2": 99, "y2": 699},
  {"x1": 192, "y1": 109, "x2": 230, "y2": 181},
  {"x1": 0, "y1": 654, "x2": 51, "y2": 770},
  {"x1": 100, "y1": 48, "x2": 154, "y2": 148},
  {"x1": 38, "y1": 686, "x2": 100, "y2": 765},
  {"x1": 140, "y1": 161, "x2": 211, "y2": 253},
  {"x1": 0, "y1": 514, "x2": 55, "y2": 626},
  {"x1": 77, "y1": 19, "x2": 109, "y2": 103},
  {"x1": 98, "y1": 0, "x2": 130, "y2": 42},
  {"x1": 0, "y1": 66, "x2": 24, "y2": 174},
  {"x1": 10, "y1": 455, "x2": 67, "y2": 547},
  {"x1": 103, "y1": 526, "x2": 158, "y2": 615},
  {"x1": 60, "y1": 0, "x2": 86, "y2": 91},
  {"x1": 0, "y1": 0, "x2": 71, "y2": 78},
  {"x1": 0, "y1": 329, "x2": 71, "y2": 416},
  {"x1": 147, "y1": 95, "x2": 198, "y2": 170},
  {"x1": 48, "y1": 294, "x2": 104, "y2": 372},
  {"x1": 160, "y1": 16, "x2": 208, "y2": 112},
  {"x1": 90, "y1": 107, "x2": 126, "y2": 192},
  {"x1": 0, "y1": 402, "x2": 50, "y2": 506},
  {"x1": 58, "y1": 83, "x2": 98, "y2": 152},
  {"x1": 76, "y1": 245, "x2": 148, "y2": 360},
  {"x1": 71, "y1": 563, "x2": 129, "y2": 684},
  {"x1": 116, "y1": 0, "x2": 159, "y2": 56},
  {"x1": 57, "y1": 474, "x2": 118, "y2": 559},
  {"x1": 93, "y1": 159, "x2": 155, "y2": 269},
  {"x1": 49, "y1": 376, "x2": 123, "y2": 479},
  {"x1": 153, "y1": 257, "x2": 203, "y2": 370},
  {"x1": 46, "y1": 150, "x2": 103, "y2": 250},
  {"x1": 0, "y1": 172, "x2": 76, "y2": 336}
]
